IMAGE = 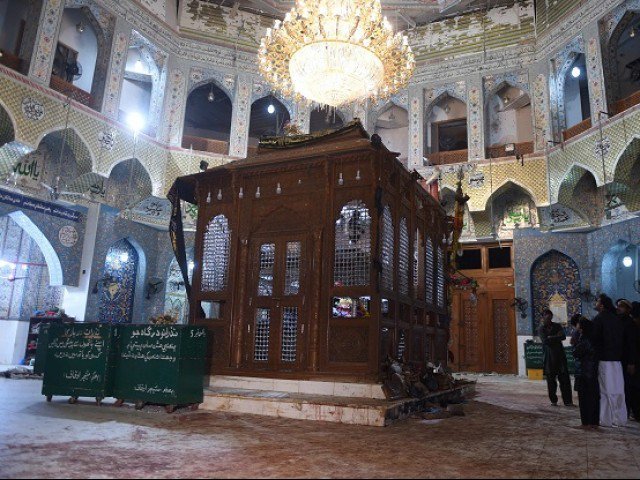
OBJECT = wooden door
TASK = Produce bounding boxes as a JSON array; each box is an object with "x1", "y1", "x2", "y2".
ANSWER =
[
  {"x1": 486, "y1": 291, "x2": 517, "y2": 374},
  {"x1": 245, "y1": 237, "x2": 307, "y2": 372},
  {"x1": 451, "y1": 290, "x2": 485, "y2": 372}
]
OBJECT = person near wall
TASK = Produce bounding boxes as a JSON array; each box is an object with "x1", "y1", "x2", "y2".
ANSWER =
[
  {"x1": 627, "y1": 301, "x2": 640, "y2": 421},
  {"x1": 573, "y1": 318, "x2": 599, "y2": 428},
  {"x1": 616, "y1": 299, "x2": 638, "y2": 420},
  {"x1": 539, "y1": 309, "x2": 573, "y2": 407},
  {"x1": 592, "y1": 294, "x2": 627, "y2": 427}
]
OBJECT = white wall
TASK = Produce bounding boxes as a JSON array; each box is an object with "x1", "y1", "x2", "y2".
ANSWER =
[
  {"x1": 488, "y1": 86, "x2": 533, "y2": 146},
  {"x1": 564, "y1": 73, "x2": 583, "y2": 128},
  {"x1": 125, "y1": 48, "x2": 152, "y2": 75},
  {"x1": 58, "y1": 9, "x2": 98, "y2": 93},
  {"x1": 119, "y1": 79, "x2": 152, "y2": 119},
  {"x1": 374, "y1": 105, "x2": 409, "y2": 162},
  {"x1": 0, "y1": 0, "x2": 28, "y2": 55},
  {"x1": 0, "y1": 320, "x2": 29, "y2": 365}
]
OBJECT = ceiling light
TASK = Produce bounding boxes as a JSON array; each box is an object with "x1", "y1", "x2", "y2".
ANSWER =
[
  {"x1": 571, "y1": 66, "x2": 581, "y2": 78},
  {"x1": 208, "y1": 87, "x2": 215, "y2": 103},
  {"x1": 267, "y1": 104, "x2": 275, "y2": 114},
  {"x1": 631, "y1": 28, "x2": 636, "y2": 38},
  {"x1": 258, "y1": 0, "x2": 414, "y2": 107},
  {"x1": 623, "y1": 256, "x2": 633, "y2": 268},
  {"x1": 126, "y1": 111, "x2": 145, "y2": 134},
  {"x1": 76, "y1": 22, "x2": 85, "y2": 33}
]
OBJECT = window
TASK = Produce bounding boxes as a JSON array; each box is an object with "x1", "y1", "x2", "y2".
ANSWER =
[
  {"x1": 458, "y1": 249, "x2": 482, "y2": 270},
  {"x1": 201, "y1": 215, "x2": 230, "y2": 292},
  {"x1": 334, "y1": 201, "x2": 371, "y2": 287},
  {"x1": 437, "y1": 246, "x2": 445, "y2": 309},
  {"x1": 381, "y1": 206, "x2": 394, "y2": 291},
  {"x1": 332, "y1": 296, "x2": 371, "y2": 318},
  {"x1": 398, "y1": 218, "x2": 410, "y2": 295},
  {"x1": 425, "y1": 236, "x2": 434, "y2": 304},
  {"x1": 200, "y1": 301, "x2": 222, "y2": 319},
  {"x1": 257, "y1": 243, "x2": 276, "y2": 296},
  {"x1": 254, "y1": 308, "x2": 271, "y2": 361},
  {"x1": 281, "y1": 307, "x2": 298, "y2": 362},
  {"x1": 284, "y1": 242, "x2": 301, "y2": 295},
  {"x1": 488, "y1": 246, "x2": 512, "y2": 269},
  {"x1": 413, "y1": 230, "x2": 421, "y2": 294}
]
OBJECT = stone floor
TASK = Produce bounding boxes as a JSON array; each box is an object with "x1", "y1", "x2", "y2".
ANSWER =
[{"x1": 1, "y1": 375, "x2": 639, "y2": 479}]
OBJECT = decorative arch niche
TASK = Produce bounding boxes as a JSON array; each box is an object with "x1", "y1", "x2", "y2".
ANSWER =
[
  {"x1": 373, "y1": 104, "x2": 409, "y2": 164},
  {"x1": 530, "y1": 250, "x2": 582, "y2": 334},
  {"x1": 424, "y1": 93, "x2": 468, "y2": 157},
  {"x1": 602, "y1": 240, "x2": 640, "y2": 303},
  {"x1": 182, "y1": 81, "x2": 232, "y2": 154},
  {"x1": 309, "y1": 106, "x2": 345, "y2": 134},
  {"x1": 485, "y1": 82, "x2": 533, "y2": 156},
  {"x1": 248, "y1": 95, "x2": 291, "y2": 148},
  {"x1": 98, "y1": 238, "x2": 139, "y2": 324},
  {"x1": 487, "y1": 181, "x2": 539, "y2": 239},
  {"x1": 107, "y1": 158, "x2": 153, "y2": 210},
  {"x1": 0, "y1": 0, "x2": 43, "y2": 75},
  {"x1": 557, "y1": 166, "x2": 605, "y2": 226},
  {"x1": 613, "y1": 137, "x2": 640, "y2": 212}
]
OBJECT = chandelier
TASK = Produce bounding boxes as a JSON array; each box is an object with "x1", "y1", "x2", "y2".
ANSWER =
[{"x1": 258, "y1": 0, "x2": 415, "y2": 108}]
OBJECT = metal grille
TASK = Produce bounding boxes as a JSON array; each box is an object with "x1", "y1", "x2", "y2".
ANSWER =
[
  {"x1": 281, "y1": 307, "x2": 298, "y2": 362},
  {"x1": 284, "y1": 242, "x2": 301, "y2": 295},
  {"x1": 425, "y1": 236, "x2": 434, "y2": 304},
  {"x1": 437, "y1": 246, "x2": 445, "y2": 308},
  {"x1": 254, "y1": 308, "x2": 270, "y2": 361},
  {"x1": 493, "y1": 299, "x2": 511, "y2": 366},
  {"x1": 202, "y1": 215, "x2": 230, "y2": 292},
  {"x1": 257, "y1": 243, "x2": 276, "y2": 296},
  {"x1": 380, "y1": 206, "x2": 394, "y2": 291},
  {"x1": 414, "y1": 230, "x2": 420, "y2": 294},
  {"x1": 398, "y1": 218, "x2": 410, "y2": 295},
  {"x1": 334, "y1": 201, "x2": 371, "y2": 287}
]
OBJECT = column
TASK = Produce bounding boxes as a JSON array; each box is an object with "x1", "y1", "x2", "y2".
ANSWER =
[
  {"x1": 229, "y1": 74, "x2": 253, "y2": 158},
  {"x1": 408, "y1": 86, "x2": 424, "y2": 169},
  {"x1": 28, "y1": 0, "x2": 65, "y2": 85},
  {"x1": 530, "y1": 62, "x2": 552, "y2": 153},
  {"x1": 353, "y1": 100, "x2": 370, "y2": 132},
  {"x1": 160, "y1": 58, "x2": 188, "y2": 146},
  {"x1": 467, "y1": 76, "x2": 485, "y2": 161},
  {"x1": 292, "y1": 101, "x2": 311, "y2": 134},
  {"x1": 584, "y1": 25, "x2": 607, "y2": 124},
  {"x1": 101, "y1": 18, "x2": 133, "y2": 119}
]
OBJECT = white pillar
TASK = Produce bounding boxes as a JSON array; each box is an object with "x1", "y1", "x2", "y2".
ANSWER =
[
  {"x1": 101, "y1": 18, "x2": 133, "y2": 119},
  {"x1": 229, "y1": 74, "x2": 253, "y2": 158},
  {"x1": 584, "y1": 25, "x2": 607, "y2": 124},
  {"x1": 467, "y1": 76, "x2": 485, "y2": 161},
  {"x1": 408, "y1": 86, "x2": 424, "y2": 169}
]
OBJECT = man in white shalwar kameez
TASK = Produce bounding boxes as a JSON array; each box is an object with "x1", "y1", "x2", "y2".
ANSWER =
[{"x1": 593, "y1": 294, "x2": 627, "y2": 427}]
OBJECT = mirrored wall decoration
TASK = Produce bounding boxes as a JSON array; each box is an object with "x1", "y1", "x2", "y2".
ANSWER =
[
  {"x1": 257, "y1": 243, "x2": 276, "y2": 296},
  {"x1": 201, "y1": 215, "x2": 230, "y2": 292},
  {"x1": 380, "y1": 206, "x2": 394, "y2": 291},
  {"x1": 254, "y1": 308, "x2": 271, "y2": 362},
  {"x1": 333, "y1": 200, "x2": 372, "y2": 287}
]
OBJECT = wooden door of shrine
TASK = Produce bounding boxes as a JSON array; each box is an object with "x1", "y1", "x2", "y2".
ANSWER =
[{"x1": 244, "y1": 236, "x2": 307, "y2": 372}]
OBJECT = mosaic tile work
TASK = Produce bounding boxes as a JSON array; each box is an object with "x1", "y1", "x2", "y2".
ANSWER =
[
  {"x1": 29, "y1": 0, "x2": 65, "y2": 84},
  {"x1": 98, "y1": 238, "x2": 138, "y2": 323},
  {"x1": 138, "y1": 0, "x2": 166, "y2": 21},
  {"x1": 467, "y1": 85, "x2": 483, "y2": 161},
  {"x1": 533, "y1": 73, "x2": 550, "y2": 151},
  {"x1": 162, "y1": 68, "x2": 187, "y2": 146},
  {"x1": 229, "y1": 76, "x2": 251, "y2": 158},
  {"x1": 103, "y1": 29, "x2": 131, "y2": 117},
  {"x1": 408, "y1": 88, "x2": 423, "y2": 168},
  {"x1": 586, "y1": 36, "x2": 606, "y2": 123}
]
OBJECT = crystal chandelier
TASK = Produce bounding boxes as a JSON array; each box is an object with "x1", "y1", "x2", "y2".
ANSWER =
[{"x1": 258, "y1": 0, "x2": 415, "y2": 108}]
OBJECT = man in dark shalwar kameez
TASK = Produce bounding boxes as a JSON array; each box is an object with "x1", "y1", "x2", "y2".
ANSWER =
[{"x1": 539, "y1": 309, "x2": 573, "y2": 406}]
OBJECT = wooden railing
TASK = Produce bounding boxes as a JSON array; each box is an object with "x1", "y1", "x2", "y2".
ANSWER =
[
  {"x1": 610, "y1": 90, "x2": 640, "y2": 117},
  {"x1": 49, "y1": 75, "x2": 94, "y2": 108},
  {"x1": 182, "y1": 134, "x2": 229, "y2": 155},
  {"x1": 0, "y1": 50, "x2": 22, "y2": 73},
  {"x1": 426, "y1": 149, "x2": 469, "y2": 165},
  {"x1": 562, "y1": 118, "x2": 592, "y2": 141},
  {"x1": 247, "y1": 146, "x2": 259, "y2": 157},
  {"x1": 486, "y1": 141, "x2": 534, "y2": 159}
]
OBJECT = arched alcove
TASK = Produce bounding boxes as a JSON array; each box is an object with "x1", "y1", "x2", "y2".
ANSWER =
[
  {"x1": 107, "y1": 158, "x2": 153, "y2": 210},
  {"x1": 562, "y1": 53, "x2": 591, "y2": 129},
  {"x1": 602, "y1": 240, "x2": 640, "y2": 303},
  {"x1": 309, "y1": 106, "x2": 344, "y2": 134},
  {"x1": 0, "y1": 101, "x2": 15, "y2": 148},
  {"x1": 182, "y1": 81, "x2": 232, "y2": 155},
  {"x1": 530, "y1": 250, "x2": 582, "y2": 334},
  {"x1": 485, "y1": 83, "x2": 533, "y2": 158},
  {"x1": 98, "y1": 238, "x2": 139, "y2": 323},
  {"x1": 613, "y1": 137, "x2": 640, "y2": 212},
  {"x1": 164, "y1": 248, "x2": 194, "y2": 324},
  {"x1": 248, "y1": 95, "x2": 290, "y2": 149},
  {"x1": 486, "y1": 181, "x2": 538, "y2": 238},
  {"x1": 424, "y1": 94, "x2": 468, "y2": 164},
  {"x1": 557, "y1": 166, "x2": 604, "y2": 226},
  {"x1": 374, "y1": 104, "x2": 409, "y2": 165},
  {"x1": 0, "y1": 0, "x2": 42, "y2": 75}
]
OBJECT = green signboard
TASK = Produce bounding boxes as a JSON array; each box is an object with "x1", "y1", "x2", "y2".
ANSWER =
[
  {"x1": 112, "y1": 325, "x2": 208, "y2": 409},
  {"x1": 41, "y1": 323, "x2": 116, "y2": 403},
  {"x1": 524, "y1": 342, "x2": 576, "y2": 375}
]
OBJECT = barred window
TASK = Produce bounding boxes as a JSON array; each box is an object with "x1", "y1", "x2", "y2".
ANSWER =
[
  {"x1": 437, "y1": 245, "x2": 445, "y2": 309},
  {"x1": 414, "y1": 229, "x2": 422, "y2": 297},
  {"x1": 380, "y1": 206, "x2": 394, "y2": 291},
  {"x1": 284, "y1": 242, "x2": 301, "y2": 295},
  {"x1": 334, "y1": 201, "x2": 371, "y2": 287},
  {"x1": 281, "y1": 307, "x2": 298, "y2": 362},
  {"x1": 425, "y1": 236, "x2": 434, "y2": 305},
  {"x1": 257, "y1": 243, "x2": 276, "y2": 297},
  {"x1": 398, "y1": 218, "x2": 410, "y2": 295},
  {"x1": 201, "y1": 215, "x2": 230, "y2": 292},
  {"x1": 254, "y1": 308, "x2": 270, "y2": 361}
]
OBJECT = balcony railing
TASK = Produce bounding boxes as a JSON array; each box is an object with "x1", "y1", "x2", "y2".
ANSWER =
[
  {"x1": 0, "y1": 50, "x2": 22, "y2": 73},
  {"x1": 562, "y1": 118, "x2": 592, "y2": 141},
  {"x1": 426, "y1": 149, "x2": 469, "y2": 165},
  {"x1": 486, "y1": 141, "x2": 534, "y2": 159},
  {"x1": 49, "y1": 75, "x2": 94, "y2": 108},
  {"x1": 610, "y1": 90, "x2": 640, "y2": 117},
  {"x1": 182, "y1": 134, "x2": 229, "y2": 155}
]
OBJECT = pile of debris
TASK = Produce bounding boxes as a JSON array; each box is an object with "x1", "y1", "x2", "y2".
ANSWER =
[{"x1": 1, "y1": 366, "x2": 42, "y2": 380}]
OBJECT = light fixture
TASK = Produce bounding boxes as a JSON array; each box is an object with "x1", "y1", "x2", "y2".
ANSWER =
[
  {"x1": 126, "y1": 111, "x2": 145, "y2": 134},
  {"x1": 134, "y1": 59, "x2": 144, "y2": 73},
  {"x1": 208, "y1": 84, "x2": 215, "y2": 102},
  {"x1": 444, "y1": 104, "x2": 451, "y2": 114},
  {"x1": 267, "y1": 104, "x2": 275, "y2": 114},
  {"x1": 76, "y1": 22, "x2": 85, "y2": 33},
  {"x1": 571, "y1": 66, "x2": 581, "y2": 78},
  {"x1": 631, "y1": 28, "x2": 636, "y2": 38},
  {"x1": 258, "y1": 0, "x2": 415, "y2": 107},
  {"x1": 217, "y1": 189, "x2": 222, "y2": 201},
  {"x1": 623, "y1": 256, "x2": 633, "y2": 268},
  {"x1": 119, "y1": 252, "x2": 129, "y2": 263}
]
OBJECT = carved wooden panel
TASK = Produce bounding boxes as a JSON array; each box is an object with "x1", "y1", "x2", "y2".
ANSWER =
[
  {"x1": 463, "y1": 299, "x2": 480, "y2": 368},
  {"x1": 328, "y1": 326, "x2": 369, "y2": 363},
  {"x1": 210, "y1": 325, "x2": 228, "y2": 372},
  {"x1": 492, "y1": 299, "x2": 511, "y2": 367}
]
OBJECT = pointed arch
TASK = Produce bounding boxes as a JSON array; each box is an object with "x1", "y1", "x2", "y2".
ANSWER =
[
  {"x1": 424, "y1": 91, "x2": 467, "y2": 121},
  {"x1": 0, "y1": 99, "x2": 17, "y2": 148},
  {"x1": 485, "y1": 179, "x2": 539, "y2": 210},
  {"x1": 34, "y1": 125, "x2": 96, "y2": 174}
]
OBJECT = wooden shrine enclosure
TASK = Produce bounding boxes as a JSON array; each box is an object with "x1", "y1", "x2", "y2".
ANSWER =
[{"x1": 169, "y1": 122, "x2": 451, "y2": 382}]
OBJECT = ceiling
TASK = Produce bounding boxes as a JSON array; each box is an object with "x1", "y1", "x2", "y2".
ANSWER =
[{"x1": 195, "y1": 0, "x2": 517, "y2": 29}]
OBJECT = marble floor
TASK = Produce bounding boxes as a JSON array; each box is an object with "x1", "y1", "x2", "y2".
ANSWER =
[{"x1": 0, "y1": 375, "x2": 639, "y2": 479}]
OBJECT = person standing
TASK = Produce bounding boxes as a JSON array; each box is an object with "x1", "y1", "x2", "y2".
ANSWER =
[
  {"x1": 616, "y1": 299, "x2": 638, "y2": 419},
  {"x1": 573, "y1": 318, "x2": 599, "y2": 427},
  {"x1": 539, "y1": 309, "x2": 573, "y2": 406},
  {"x1": 628, "y1": 302, "x2": 640, "y2": 421},
  {"x1": 592, "y1": 294, "x2": 627, "y2": 427}
]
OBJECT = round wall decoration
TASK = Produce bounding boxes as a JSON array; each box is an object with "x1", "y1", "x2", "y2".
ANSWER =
[
  {"x1": 21, "y1": 97, "x2": 46, "y2": 121},
  {"x1": 59, "y1": 226, "x2": 79, "y2": 248}
]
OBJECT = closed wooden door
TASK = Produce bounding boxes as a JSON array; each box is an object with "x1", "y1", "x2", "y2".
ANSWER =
[
  {"x1": 487, "y1": 291, "x2": 517, "y2": 374},
  {"x1": 245, "y1": 237, "x2": 307, "y2": 372}
]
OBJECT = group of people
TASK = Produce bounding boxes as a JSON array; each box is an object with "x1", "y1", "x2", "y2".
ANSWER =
[{"x1": 539, "y1": 294, "x2": 640, "y2": 428}]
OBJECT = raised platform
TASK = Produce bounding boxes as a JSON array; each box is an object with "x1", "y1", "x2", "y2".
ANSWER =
[{"x1": 202, "y1": 376, "x2": 475, "y2": 426}]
